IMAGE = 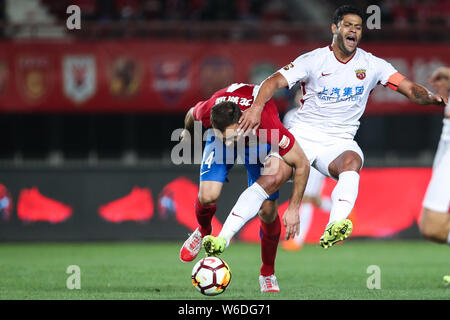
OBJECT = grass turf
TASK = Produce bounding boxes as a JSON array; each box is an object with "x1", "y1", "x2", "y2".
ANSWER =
[{"x1": 0, "y1": 240, "x2": 448, "y2": 300}]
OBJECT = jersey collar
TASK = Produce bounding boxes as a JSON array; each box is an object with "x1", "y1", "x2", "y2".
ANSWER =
[{"x1": 328, "y1": 45, "x2": 357, "y2": 64}]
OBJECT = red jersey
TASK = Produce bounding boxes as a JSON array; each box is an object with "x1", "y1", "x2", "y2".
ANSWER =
[{"x1": 192, "y1": 83, "x2": 295, "y2": 156}]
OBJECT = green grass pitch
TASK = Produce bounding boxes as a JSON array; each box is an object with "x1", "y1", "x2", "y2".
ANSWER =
[{"x1": 0, "y1": 240, "x2": 448, "y2": 300}]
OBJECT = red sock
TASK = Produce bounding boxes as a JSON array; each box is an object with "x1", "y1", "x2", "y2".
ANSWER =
[
  {"x1": 195, "y1": 197, "x2": 216, "y2": 237},
  {"x1": 259, "y1": 215, "x2": 281, "y2": 276}
]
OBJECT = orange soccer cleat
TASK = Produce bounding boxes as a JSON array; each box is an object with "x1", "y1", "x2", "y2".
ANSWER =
[{"x1": 281, "y1": 238, "x2": 303, "y2": 251}]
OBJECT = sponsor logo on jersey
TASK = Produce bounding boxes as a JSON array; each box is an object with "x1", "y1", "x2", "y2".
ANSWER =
[
  {"x1": 355, "y1": 69, "x2": 366, "y2": 80},
  {"x1": 63, "y1": 55, "x2": 96, "y2": 104},
  {"x1": 279, "y1": 135, "x2": 290, "y2": 149},
  {"x1": 215, "y1": 95, "x2": 253, "y2": 107},
  {"x1": 318, "y1": 86, "x2": 364, "y2": 102},
  {"x1": 283, "y1": 63, "x2": 294, "y2": 71}
]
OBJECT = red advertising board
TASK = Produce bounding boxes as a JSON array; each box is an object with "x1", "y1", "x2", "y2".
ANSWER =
[
  {"x1": 239, "y1": 167, "x2": 432, "y2": 243},
  {"x1": 0, "y1": 40, "x2": 448, "y2": 114},
  {"x1": 0, "y1": 167, "x2": 436, "y2": 241}
]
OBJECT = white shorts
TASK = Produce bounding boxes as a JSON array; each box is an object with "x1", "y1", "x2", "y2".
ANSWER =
[
  {"x1": 422, "y1": 138, "x2": 450, "y2": 213},
  {"x1": 286, "y1": 123, "x2": 364, "y2": 180}
]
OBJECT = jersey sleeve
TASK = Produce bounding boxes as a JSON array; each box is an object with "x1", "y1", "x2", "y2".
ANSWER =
[
  {"x1": 192, "y1": 100, "x2": 212, "y2": 128},
  {"x1": 278, "y1": 53, "x2": 312, "y2": 89},
  {"x1": 259, "y1": 100, "x2": 296, "y2": 156},
  {"x1": 373, "y1": 56, "x2": 401, "y2": 87}
]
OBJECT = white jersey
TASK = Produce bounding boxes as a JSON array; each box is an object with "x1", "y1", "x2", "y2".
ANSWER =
[
  {"x1": 282, "y1": 107, "x2": 298, "y2": 128},
  {"x1": 442, "y1": 100, "x2": 450, "y2": 141},
  {"x1": 278, "y1": 46, "x2": 398, "y2": 139}
]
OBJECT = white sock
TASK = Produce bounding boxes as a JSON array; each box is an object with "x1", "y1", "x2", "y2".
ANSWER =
[
  {"x1": 447, "y1": 231, "x2": 450, "y2": 245},
  {"x1": 328, "y1": 171, "x2": 359, "y2": 225},
  {"x1": 219, "y1": 183, "x2": 269, "y2": 247},
  {"x1": 295, "y1": 202, "x2": 313, "y2": 245}
]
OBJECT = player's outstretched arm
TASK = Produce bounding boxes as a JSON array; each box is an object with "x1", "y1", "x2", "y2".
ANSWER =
[
  {"x1": 238, "y1": 72, "x2": 288, "y2": 136},
  {"x1": 397, "y1": 78, "x2": 447, "y2": 106},
  {"x1": 279, "y1": 142, "x2": 310, "y2": 240}
]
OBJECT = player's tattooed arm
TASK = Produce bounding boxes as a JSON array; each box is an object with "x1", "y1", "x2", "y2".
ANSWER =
[{"x1": 397, "y1": 78, "x2": 447, "y2": 106}]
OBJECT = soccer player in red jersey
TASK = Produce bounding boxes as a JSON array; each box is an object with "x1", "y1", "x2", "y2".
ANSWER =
[{"x1": 179, "y1": 83, "x2": 309, "y2": 292}]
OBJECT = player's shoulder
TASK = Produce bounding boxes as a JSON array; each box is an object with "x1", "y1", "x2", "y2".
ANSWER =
[
  {"x1": 225, "y1": 83, "x2": 254, "y2": 93},
  {"x1": 222, "y1": 83, "x2": 256, "y2": 99},
  {"x1": 356, "y1": 47, "x2": 387, "y2": 64},
  {"x1": 207, "y1": 84, "x2": 245, "y2": 102}
]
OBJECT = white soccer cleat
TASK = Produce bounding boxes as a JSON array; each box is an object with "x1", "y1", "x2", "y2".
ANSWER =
[
  {"x1": 259, "y1": 274, "x2": 280, "y2": 293},
  {"x1": 180, "y1": 228, "x2": 203, "y2": 263}
]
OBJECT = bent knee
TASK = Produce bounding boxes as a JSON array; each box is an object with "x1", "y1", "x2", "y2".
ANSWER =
[
  {"x1": 419, "y1": 209, "x2": 449, "y2": 243},
  {"x1": 333, "y1": 151, "x2": 362, "y2": 173},
  {"x1": 197, "y1": 191, "x2": 219, "y2": 206},
  {"x1": 420, "y1": 225, "x2": 447, "y2": 243},
  {"x1": 268, "y1": 170, "x2": 287, "y2": 189},
  {"x1": 420, "y1": 224, "x2": 447, "y2": 243},
  {"x1": 258, "y1": 170, "x2": 288, "y2": 194},
  {"x1": 341, "y1": 158, "x2": 361, "y2": 172}
]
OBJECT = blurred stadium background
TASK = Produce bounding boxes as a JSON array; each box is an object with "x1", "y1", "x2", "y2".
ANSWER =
[{"x1": 0, "y1": 0, "x2": 449, "y2": 244}]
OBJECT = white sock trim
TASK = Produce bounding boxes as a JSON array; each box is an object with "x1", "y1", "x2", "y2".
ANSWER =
[
  {"x1": 251, "y1": 182, "x2": 270, "y2": 199},
  {"x1": 328, "y1": 171, "x2": 359, "y2": 224}
]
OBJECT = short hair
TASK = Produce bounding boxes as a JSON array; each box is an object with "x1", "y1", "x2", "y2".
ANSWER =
[
  {"x1": 332, "y1": 5, "x2": 364, "y2": 26},
  {"x1": 210, "y1": 101, "x2": 242, "y2": 132}
]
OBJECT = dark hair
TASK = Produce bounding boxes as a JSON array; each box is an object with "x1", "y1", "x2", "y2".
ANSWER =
[
  {"x1": 210, "y1": 101, "x2": 242, "y2": 132},
  {"x1": 332, "y1": 5, "x2": 363, "y2": 25}
]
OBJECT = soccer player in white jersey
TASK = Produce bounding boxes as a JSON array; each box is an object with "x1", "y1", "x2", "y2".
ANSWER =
[
  {"x1": 203, "y1": 5, "x2": 447, "y2": 256},
  {"x1": 420, "y1": 66, "x2": 450, "y2": 286},
  {"x1": 420, "y1": 66, "x2": 450, "y2": 247}
]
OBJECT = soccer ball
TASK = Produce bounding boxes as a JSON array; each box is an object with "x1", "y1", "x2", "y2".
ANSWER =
[{"x1": 191, "y1": 257, "x2": 231, "y2": 296}]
